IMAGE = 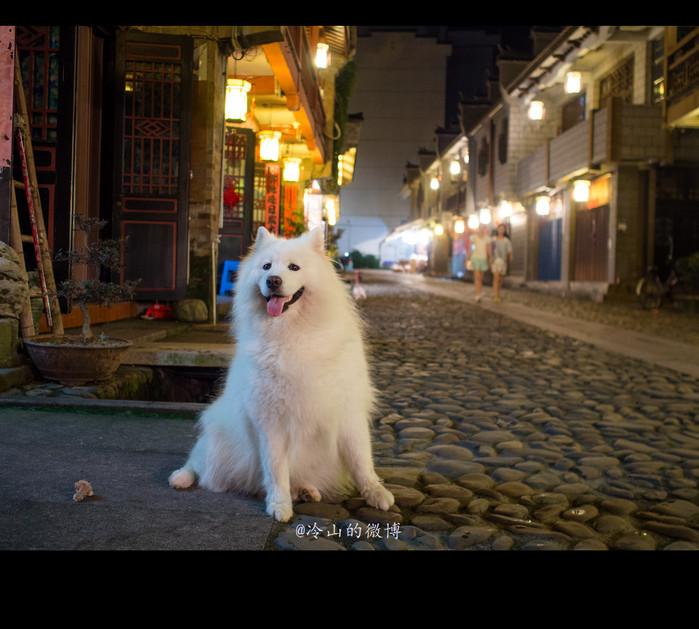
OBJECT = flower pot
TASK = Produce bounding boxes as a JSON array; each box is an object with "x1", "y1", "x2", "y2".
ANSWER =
[{"x1": 23, "y1": 335, "x2": 133, "y2": 386}]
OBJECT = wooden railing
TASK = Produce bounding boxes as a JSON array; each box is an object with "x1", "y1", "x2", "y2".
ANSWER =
[
  {"x1": 666, "y1": 27, "x2": 699, "y2": 105},
  {"x1": 284, "y1": 26, "x2": 327, "y2": 158}
]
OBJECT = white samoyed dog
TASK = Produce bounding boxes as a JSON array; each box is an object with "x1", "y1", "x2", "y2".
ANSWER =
[{"x1": 168, "y1": 226, "x2": 394, "y2": 522}]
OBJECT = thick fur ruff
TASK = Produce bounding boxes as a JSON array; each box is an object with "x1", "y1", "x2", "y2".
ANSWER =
[{"x1": 169, "y1": 227, "x2": 394, "y2": 521}]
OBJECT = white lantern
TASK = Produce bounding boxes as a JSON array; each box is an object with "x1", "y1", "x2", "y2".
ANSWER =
[
  {"x1": 528, "y1": 100, "x2": 545, "y2": 121},
  {"x1": 225, "y1": 78, "x2": 252, "y2": 122},
  {"x1": 535, "y1": 195, "x2": 551, "y2": 216},
  {"x1": 259, "y1": 131, "x2": 281, "y2": 161},
  {"x1": 498, "y1": 200, "x2": 513, "y2": 220},
  {"x1": 433, "y1": 223, "x2": 444, "y2": 236},
  {"x1": 479, "y1": 207, "x2": 492, "y2": 225},
  {"x1": 454, "y1": 218, "x2": 465, "y2": 234},
  {"x1": 467, "y1": 213, "x2": 480, "y2": 230},
  {"x1": 565, "y1": 71, "x2": 582, "y2": 94},
  {"x1": 449, "y1": 160, "x2": 461, "y2": 176},
  {"x1": 315, "y1": 42, "x2": 330, "y2": 69},
  {"x1": 283, "y1": 157, "x2": 301, "y2": 183},
  {"x1": 430, "y1": 176, "x2": 440, "y2": 191},
  {"x1": 573, "y1": 179, "x2": 591, "y2": 203}
]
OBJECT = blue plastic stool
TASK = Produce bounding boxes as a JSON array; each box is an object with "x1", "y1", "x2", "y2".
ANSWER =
[{"x1": 219, "y1": 260, "x2": 240, "y2": 297}]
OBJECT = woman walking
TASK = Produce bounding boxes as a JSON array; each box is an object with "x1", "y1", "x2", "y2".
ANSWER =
[
  {"x1": 470, "y1": 225, "x2": 491, "y2": 302},
  {"x1": 491, "y1": 223, "x2": 513, "y2": 304}
]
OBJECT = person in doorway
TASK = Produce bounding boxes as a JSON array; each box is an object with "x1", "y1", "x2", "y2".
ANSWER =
[
  {"x1": 491, "y1": 223, "x2": 513, "y2": 304},
  {"x1": 470, "y1": 225, "x2": 491, "y2": 303}
]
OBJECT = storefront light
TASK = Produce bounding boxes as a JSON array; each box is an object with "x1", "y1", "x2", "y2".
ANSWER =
[
  {"x1": 510, "y1": 211, "x2": 526, "y2": 227},
  {"x1": 315, "y1": 42, "x2": 330, "y2": 69},
  {"x1": 403, "y1": 231, "x2": 418, "y2": 245},
  {"x1": 259, "y1": 131, "x2": 281, "y2": 161},
  {"x1": 434, "y1": 223, "x2": 444, "y2": 236},
  {"x1": 467, "y1": 213, "x2": 480, "y2": 230},
  {"x1": 498, "y1": 200, "x2": 513, "y2": 220},
  {"x1": 565, "y1": 71, "x2": 582, "y2": 94},
  {"x1": 225, "y1": 78, "x2": 251, "y2": 122},
  {"x1": 454, "y1": 218, "x2": 465, "y2": 234},
  {"x1": 463, "y1": 152, "x2": 469, "y2": 165},
  {"x1": 337, "y1": 154, "x2": 343, "y2": 186},
  {"x1": 430, "y1": 176, "x2": 440, "y2": 191},
  {"x1": 528, "y1": 100, "x2": 545, "y2": 121},
  {"x1": 536, "y1": 195, "x2": 551, "y2": 216},
  {"x1": 282, "y1": 157, "x2": 301, "y2": 183},
  {"x1": 449, "y1": 160, "x2": 461, "y2": 176},
  {"x1": 573, "y1": 179, "x2": 591, "y2": 203},
  {"x1": 479, "y1": 207, "x2": 492, "y2": 225},
  {"x1": 418, "y1": 229, "x2": 432, "y2": 246}
]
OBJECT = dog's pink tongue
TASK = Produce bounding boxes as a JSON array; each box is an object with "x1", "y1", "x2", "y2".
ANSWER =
[{"x1": 267, "y1": 295, "x2": 292, "y2": 317}]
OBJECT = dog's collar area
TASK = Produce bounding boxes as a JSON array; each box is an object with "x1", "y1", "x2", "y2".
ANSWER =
[{"x1": 264, "y1": 286, "x2": 305, "y2": 312}]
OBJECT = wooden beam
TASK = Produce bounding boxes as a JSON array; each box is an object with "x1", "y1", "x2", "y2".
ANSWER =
[{"x1": 0, "y1": 26, "x2": 15, "y2": 245}]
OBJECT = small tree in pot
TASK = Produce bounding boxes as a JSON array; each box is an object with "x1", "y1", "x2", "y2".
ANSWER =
[
  {"x1": 55, "y1": 216, "x2": 139, "y2": 340},
  {"x1": 23, "y1": 216, "x2": 141, "y2": 385}
]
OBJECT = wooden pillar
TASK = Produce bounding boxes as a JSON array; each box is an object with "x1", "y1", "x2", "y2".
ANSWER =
[{"x1": 0, "y1": 27, "x2": 15, "y2": 245}]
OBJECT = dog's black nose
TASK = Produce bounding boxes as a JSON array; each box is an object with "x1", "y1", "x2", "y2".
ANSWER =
[{"x1": 266, "y1": 275, "x2": 282, "y2": 290}]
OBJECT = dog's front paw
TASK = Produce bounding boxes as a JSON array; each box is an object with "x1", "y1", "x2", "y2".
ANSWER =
[
  {"x1": 169, "y1": 468, "x2": 195, "y2": 489},
  {"x1": 362, "y1": 482, "x2": 395, "y2": 511},
  {"x1": 266, "y1": 499, "x2": 294, "y2": 522}
]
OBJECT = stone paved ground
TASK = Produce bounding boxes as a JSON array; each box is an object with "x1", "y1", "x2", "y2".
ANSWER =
[
  {"x1": 504, "y1": 285, "x2": 699, "y2": 348},
  {"x1": 273, "y1": 273, "x2": 699, "y2": 550}
]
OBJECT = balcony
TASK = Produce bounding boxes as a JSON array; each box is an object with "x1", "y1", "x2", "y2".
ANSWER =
[
  {"x1": 666, "y1": 27, "x2": 699, "y2": 128},
  {"x1": 515, "y1": 98, "x2": 665, "y2": 194}
]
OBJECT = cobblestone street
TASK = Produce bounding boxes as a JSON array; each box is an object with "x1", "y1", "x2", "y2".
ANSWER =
[{"x1": 273, "y1": 272, "x2": 699, "y2": 550}]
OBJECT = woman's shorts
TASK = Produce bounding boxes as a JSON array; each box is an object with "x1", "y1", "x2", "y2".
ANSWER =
[
  {"x1": 470, "y1": 256, "x2": 489, "y2": 272},
  {"x1": 492, "y1": 257, "x2": 507, "y2": 275}
]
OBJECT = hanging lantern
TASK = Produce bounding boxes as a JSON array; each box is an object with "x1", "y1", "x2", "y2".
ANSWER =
[
  {"x1": 449, "y1": 160, "x2": 461, "y2": 176},
  {"x1": 325, "y1": 198, "x2": 337, "y2": 226},
  {"x1": 434, "y1": 223, "x2": 444, "y2": 236},
  {"x1": 572, "y1": 179, "x2": 591, "y2": 203},
  {"x1": 225, "y1": 78, "x2": 252, "y2": 122},
  {"x1": 479, "y1": 207, "x2": 492, "y2": 225},
  {"x1": 259, "y1": 131, "x2": 281, "y2": 161},
  {"x1": 467, "y1": 213, "x2": 480, "y2": 230},
  {"x1": 283, "y1": 157, "x2": 301, "y2": 183},
  {"x1": 454, "y1": 218, "x2": 465, "y2": 234},
  {"x1": 565, "y1": 71, "x2": 582, "y2": 94},
  {"x1": 463, "y1": 152, "x2": 469, "y2": 165},
  {"x1": 498, "y1": 200, "x2": 513, "y2": 220},
  {"x1": 528, "y1": 100, "x2": 545, "y2": 121},
  {"x1": 536, "y1": 195, "x2": 551, "y2": 216},
  {"x1": 430, "y1": 176, "x2": 440, "y2": 191},
  {"x1": 315, "y1": 42, "x2": 330, "y2": 69}
]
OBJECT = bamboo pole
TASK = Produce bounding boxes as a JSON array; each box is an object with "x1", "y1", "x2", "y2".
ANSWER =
[{"x1": 9, "y1": 185, "x2": 36, "y2": 338}]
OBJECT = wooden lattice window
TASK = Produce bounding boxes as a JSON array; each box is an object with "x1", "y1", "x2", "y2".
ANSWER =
[
  {"x1": 223, "y1": 128, "x2": 248, "y2": 220},
  {"x1": 599, "y1": 56, "x2": 634, "y2": 104}
]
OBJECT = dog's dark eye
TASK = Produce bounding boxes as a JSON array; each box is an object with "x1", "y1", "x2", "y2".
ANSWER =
[
  {"x1": 288, "y1": 263, "x2": 300, "y2": 271},
  {"x1": 262, "y1": 263, "x2": 271, "y2": 270}
]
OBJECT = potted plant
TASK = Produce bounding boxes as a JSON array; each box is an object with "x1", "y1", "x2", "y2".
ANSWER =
[{"x1": 23, "y1": 216, "x2": 139, "y2": 385}]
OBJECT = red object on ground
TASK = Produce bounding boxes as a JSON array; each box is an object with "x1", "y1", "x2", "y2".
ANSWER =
[{"x1": 141, "y1": 303, "x2": 174, "y2": 320}]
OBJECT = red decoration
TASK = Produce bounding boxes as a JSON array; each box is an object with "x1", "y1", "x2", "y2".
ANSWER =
[{"x1": 224, "y1": 186, "x2": 241, "y2": 208}]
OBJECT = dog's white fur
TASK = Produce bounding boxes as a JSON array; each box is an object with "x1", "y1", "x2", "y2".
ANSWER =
[{"x1": 169, "y1": 226, "x2": 394, "y2": 522}]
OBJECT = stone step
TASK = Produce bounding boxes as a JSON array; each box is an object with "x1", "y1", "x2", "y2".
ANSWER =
[{"x1": 124, "y1": 342, "x2": 234, "y2": 368}]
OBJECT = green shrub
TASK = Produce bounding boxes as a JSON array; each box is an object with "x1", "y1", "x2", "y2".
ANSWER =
[{"x1": 676, "y1": 251, "x2": 699, "y2": 292}]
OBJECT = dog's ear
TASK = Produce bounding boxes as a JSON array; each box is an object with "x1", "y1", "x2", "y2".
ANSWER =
[
  {"x1": 305, "y1": 226, "x2": 325, "y2": 253},
  {"x1": 256, "y1": 225, "x2": 274, "y2": 245}
]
